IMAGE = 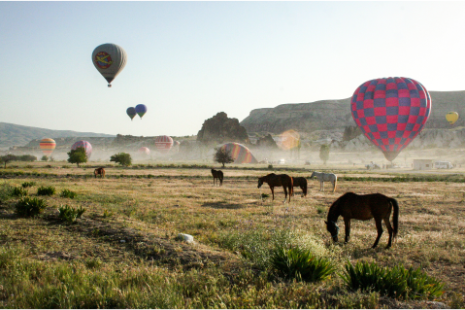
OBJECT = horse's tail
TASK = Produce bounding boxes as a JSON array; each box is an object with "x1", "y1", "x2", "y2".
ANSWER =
[
  {"x1": 333, "y1": 175, "x2": 337, "y2": 192},
  {"x1": 290, "y1": 177, "x2": 294, "y2": 197},
  {"x1": 94, "y1": 169, "x2": 97, "y2": 178},
  {"x1": 303, "y1": 179, "x2": 308, "y2": 196},
  {"x1": 389, "y1": 198, "x2": 399, "y2": 238},
  {"x1": 219, "y1": 171, "x2": 223, "y2": 185}
]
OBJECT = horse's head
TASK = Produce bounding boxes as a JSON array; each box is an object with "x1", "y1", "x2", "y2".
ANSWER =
[
  {"x1": 257, "y1": 177, "x2": 264, "y2": 188},
  {"x1": 325, "y1": 220, "x2": 339, "y2": 242},
  {"x1": 310, "y1": 172, "x2": 315, "y2": 178}
]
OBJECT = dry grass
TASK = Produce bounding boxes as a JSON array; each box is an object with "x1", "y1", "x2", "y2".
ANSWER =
[{"x1": 0, "y1": 161, "x2": 464, "y2": 308}]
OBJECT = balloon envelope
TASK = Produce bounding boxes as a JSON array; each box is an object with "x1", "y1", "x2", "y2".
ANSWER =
[
  {"x1": 351, "y1": 77, "x2": 431, "y2": 161},
  {"x1": 138, "y1": 147, "x2": 150, "y2": 155},
  {"x1": 446, "y1": 112, "x2": 459, "y2": 125},
  {"x1": 92, "y1": 43, "x2": 127, "y2": 87},
  {"x1": 277, "y1": 130, "x2": 301, "y2": 150},
  {"x1": 154, "y1": 136, "x2": 173, "y2": 153},
  {"x1": 71, "y1": 140, "x2": 92, "y2": 158},
  {"x1": 39, "y1": 138, "x2": 56, "y2": 156},
  {"x1": 127, "y1": 107, "x2": 136, "y2": 120},
  {"x1": 219, "y1": 142, "x2": 258, "y2": 164},
  {"x1": 135, "y1": 104, "x2": 147, "y2": 118}
]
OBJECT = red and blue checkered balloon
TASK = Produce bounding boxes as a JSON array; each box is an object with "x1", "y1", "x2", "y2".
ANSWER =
[{"x1": 351, "y1": 77, "x2": 431, "y2": 161}]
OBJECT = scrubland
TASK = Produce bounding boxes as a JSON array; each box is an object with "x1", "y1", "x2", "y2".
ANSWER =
[{"x1": 0, "y1": 161, "x2": 464, "y2": 308}]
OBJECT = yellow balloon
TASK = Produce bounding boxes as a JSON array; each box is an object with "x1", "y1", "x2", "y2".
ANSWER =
[{"x1": 446, "y1": 112, "x2": 459, "y2": 125}]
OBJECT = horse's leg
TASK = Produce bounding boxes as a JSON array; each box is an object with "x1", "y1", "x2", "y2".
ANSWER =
[
  {"x1": 270, "y1": 186, "x2": 275, "y2": 201},
  {"x1": 344, "y1": 217, "x2": 351, "y2": 243},
  {"x1": 283, "y1": 186, "x2": 287, "y2": 204},
  {"x1": 372, "y1": 218, "x2": 383, "y2": 249},
  {"x1": 383, "y1": 217, "x2": 393, "y2": 248}
]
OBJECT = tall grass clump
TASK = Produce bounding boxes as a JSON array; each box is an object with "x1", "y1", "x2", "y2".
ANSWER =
[
  {"x1": 21, "y1": 181, "x2": 36, "y2": 188},
  {"x1": 270, "y1": 247, "x2": 335, "y2": 282},
  {"x1": 0, "y1": 182, "x2": 14, "y2": 201},
  {"x1": 60, "y1": 189, "x2": 77, "y2": 199},
  {"x1": 12, "y1": 186, "x2": 28, "y2": 197},
  {"x1": 341, "y1": 261, "x2": 444, "y2": 300},
  {"x1": 218, "y1": 228, "x2": 327, "y2": 270},
  {"x1": 37, "y1": 185, "x2": 55, "y2": 196},
  {"x1": 15, "y1": 197, "x2": 47, "y2": 217},
  {"x1": 57, "y1": 205, "x2": 86, "y2": 224}
]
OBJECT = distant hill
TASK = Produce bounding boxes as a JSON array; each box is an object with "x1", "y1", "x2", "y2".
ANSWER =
[
  {"x1": 240, "y1": 91, "x2": 465, "y2": 134},
  {"x1": 0, "y1": 122, "x2": 115, "y2": 149}
]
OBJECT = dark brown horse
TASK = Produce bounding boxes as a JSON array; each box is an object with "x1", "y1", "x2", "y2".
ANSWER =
[
  {"x1": 211, "y1": 169, "x2": 223, "y2": 186},
  {"x1": 258, "y1": 173, "x2": 293, "y2": 203},
  {"x1": 94, "y1": 167, "x2": 105, "y2": 179},
  {"x1": 292, "y1": 177, "x2": 308, "y2": 197},
  {"x1": 325, "y1": 192, "x2": 399, "y2": 248}
]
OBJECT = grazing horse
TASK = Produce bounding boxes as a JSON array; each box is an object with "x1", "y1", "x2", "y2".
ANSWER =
[
  {"x1": 325, "y1": 192, "x2": 399, "y2": 249},
  {"x1": 310, "y1": 171, "x2": 337, "y2": 192},
  {"x1": 292, "y1": 177, "x2": 308, "y2": 197},
  {"x1": 94, "y1": 167, "x2": 105, "y2": 179},
  {"x1": 258, "y1": 173, "x2": 293, "y2": 203},
  {"x1": 211, "y1": 169, "x2": 223, "y2": 186}
]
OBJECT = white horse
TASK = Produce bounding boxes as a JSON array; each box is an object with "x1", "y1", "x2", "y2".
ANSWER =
[{"x1": 310, "y1": 171, "x2": 337, "y2": 192}]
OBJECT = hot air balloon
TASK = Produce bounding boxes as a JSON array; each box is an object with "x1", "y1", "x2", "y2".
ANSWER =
[
  {"x1": 446, "y1": 112, "x2": 459, "y2": 125},
  {"x1": 39, "y1": 138, "x2": 56, "y2": 156},
  {"x1": 92, "y1": 43, "x2": 127, "y2": 87},
  {"x1": 71, "y1": 141, "x2": 92, "y2": 158},
  {"x1": 154, "y1": 136, "x2": 173, "y2": 153},
  {"x1": 219, "y1": 142, "x2": 258, "y2": 164},
  {"x1": 277, "y1": 130, "x2": 300, "y2": 150},
  {"x1": 135, "y1": 104, "x2": 147, "y2": 119},
  {"x1": 127, "y1": 107, "x2": 136, "y2": 120},
  {"x1": 351, "y1": 77, "x2": 431, "y2": 162},
  {"x1": 138, "y1": 147, "x2": 150, "y2": 155}
]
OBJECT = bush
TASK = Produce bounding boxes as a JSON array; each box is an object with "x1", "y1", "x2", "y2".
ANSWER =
[
  {"x1": 57, "y1": 205, "x2": 86, "y2": 224},
  {"x1": 271, "y1": 247, "x2": 335, "y2": 282},
  {"x1": 0, "y1": 182, "x2": 14, "y2": 201},
  {"x1": 15, "y1": 197, "x2": 47, "y2": 217},
  {"x1": 60, "y1": 189, "x2": 77, "y2": 199},
  {"x1": 37, "y1": 186, "x2": 56, "y2": 196},
  {"x1": 12, "y1": 187, "x2": 28, "y2": 197},
  {"x1": 21, "y1": 181, "x2": 36, "y2": 188},
  {"x1": 341, "y1": 261, "x2": 444, "y2": 300},
  {"x1": 41, "y1": 155, "x2": 49, "y2": 161},
  {"x1": 110, "y1": 152, "x2": 132, "y2": 166}
]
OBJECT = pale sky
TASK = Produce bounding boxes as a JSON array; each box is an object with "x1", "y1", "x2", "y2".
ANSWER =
[{"x1": 1, "y1": 1, "x2": 464, "y2": 137}]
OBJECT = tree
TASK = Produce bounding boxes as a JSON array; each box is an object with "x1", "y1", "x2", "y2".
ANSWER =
[
  {"x1": 67, "y1": 147, "x2": 87, "y2": 167},
  {"x1": 214, "y1": 148, "x2": 234, "y2": 168},
  {"x1": 197, "y1": 112, "x2": 249, "y2": 145},
  {"x1": 0, "y1": 154, "x2": 17, "y2": 168},
  {"x1": 110, "y1": 152, "x2": 132, "y2": 167},
  {"x1": 319, "y1": 144, "x2": 330, "y2": 165}
]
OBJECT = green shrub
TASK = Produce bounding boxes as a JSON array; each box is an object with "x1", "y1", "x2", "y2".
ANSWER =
[
  {"x1": 37, "y1": 186, "x2": 56, "y2": 196},
  {"x1": 110, "y1": 152, "x2": 132, "y2": 167},
  {"x1": 0, "y1": 182, "x2": 14, "y2": 201},
  {"x1": 58, "y1": 205, "x2": 86, "y2": 224},
  {"x1": 271, "y1": 247, "x2": 335, "y2": 282},
  {"x1": 21, "y1": 181, "x2": 36, "y2": 188},
  {"x1": 341, "y1": 261, "x2": 444, "y2": 300},
  {"x1": 15, "y1": 197, "x2": 47, "y2": 217},
  {"x1": 12, "y1": 187, "x2": 28, "y2": 197},
  {"x1": 60, "y1": 189, "x2": 77, "y2": 199}
]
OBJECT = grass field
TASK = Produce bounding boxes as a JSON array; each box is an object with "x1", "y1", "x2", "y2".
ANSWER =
[{"x1": 0, "y1": 161, "x2": 464, "y2": 308}]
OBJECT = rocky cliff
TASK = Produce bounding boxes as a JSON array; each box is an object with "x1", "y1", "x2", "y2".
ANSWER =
[{"x1": 240, "y1": 91, "x2": 465, "y2": 133}]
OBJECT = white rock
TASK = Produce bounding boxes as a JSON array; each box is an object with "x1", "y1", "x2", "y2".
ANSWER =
[{"x1": 177, "y1": 233, "x2": 194, "y2": 244}]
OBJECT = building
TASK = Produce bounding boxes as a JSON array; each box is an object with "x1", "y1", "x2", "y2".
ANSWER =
[{"x1": 413, "y1": 159, "x2": 434, "y2": 170}]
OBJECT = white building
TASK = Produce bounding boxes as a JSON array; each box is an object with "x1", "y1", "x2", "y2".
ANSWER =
[{"x1": 413, "y1": 159, "x2": 434, "y2": 170}]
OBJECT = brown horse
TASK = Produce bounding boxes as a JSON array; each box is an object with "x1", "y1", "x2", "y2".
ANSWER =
[
  {"x1": 211, "y1": 169, "x2": 223, "y2": 186},
  {"x1": 325, "y1": 192, "x2": 399, "y2": 248},
  {"x1": 292, "y1": 177, "x2": 308, "y2": 197},
  {"x1": 258, "y1": 173, "x2": 293, "y2": 203},
  {"x1": 94, "y1": 167, "x2": 105, "y2": 179}
]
